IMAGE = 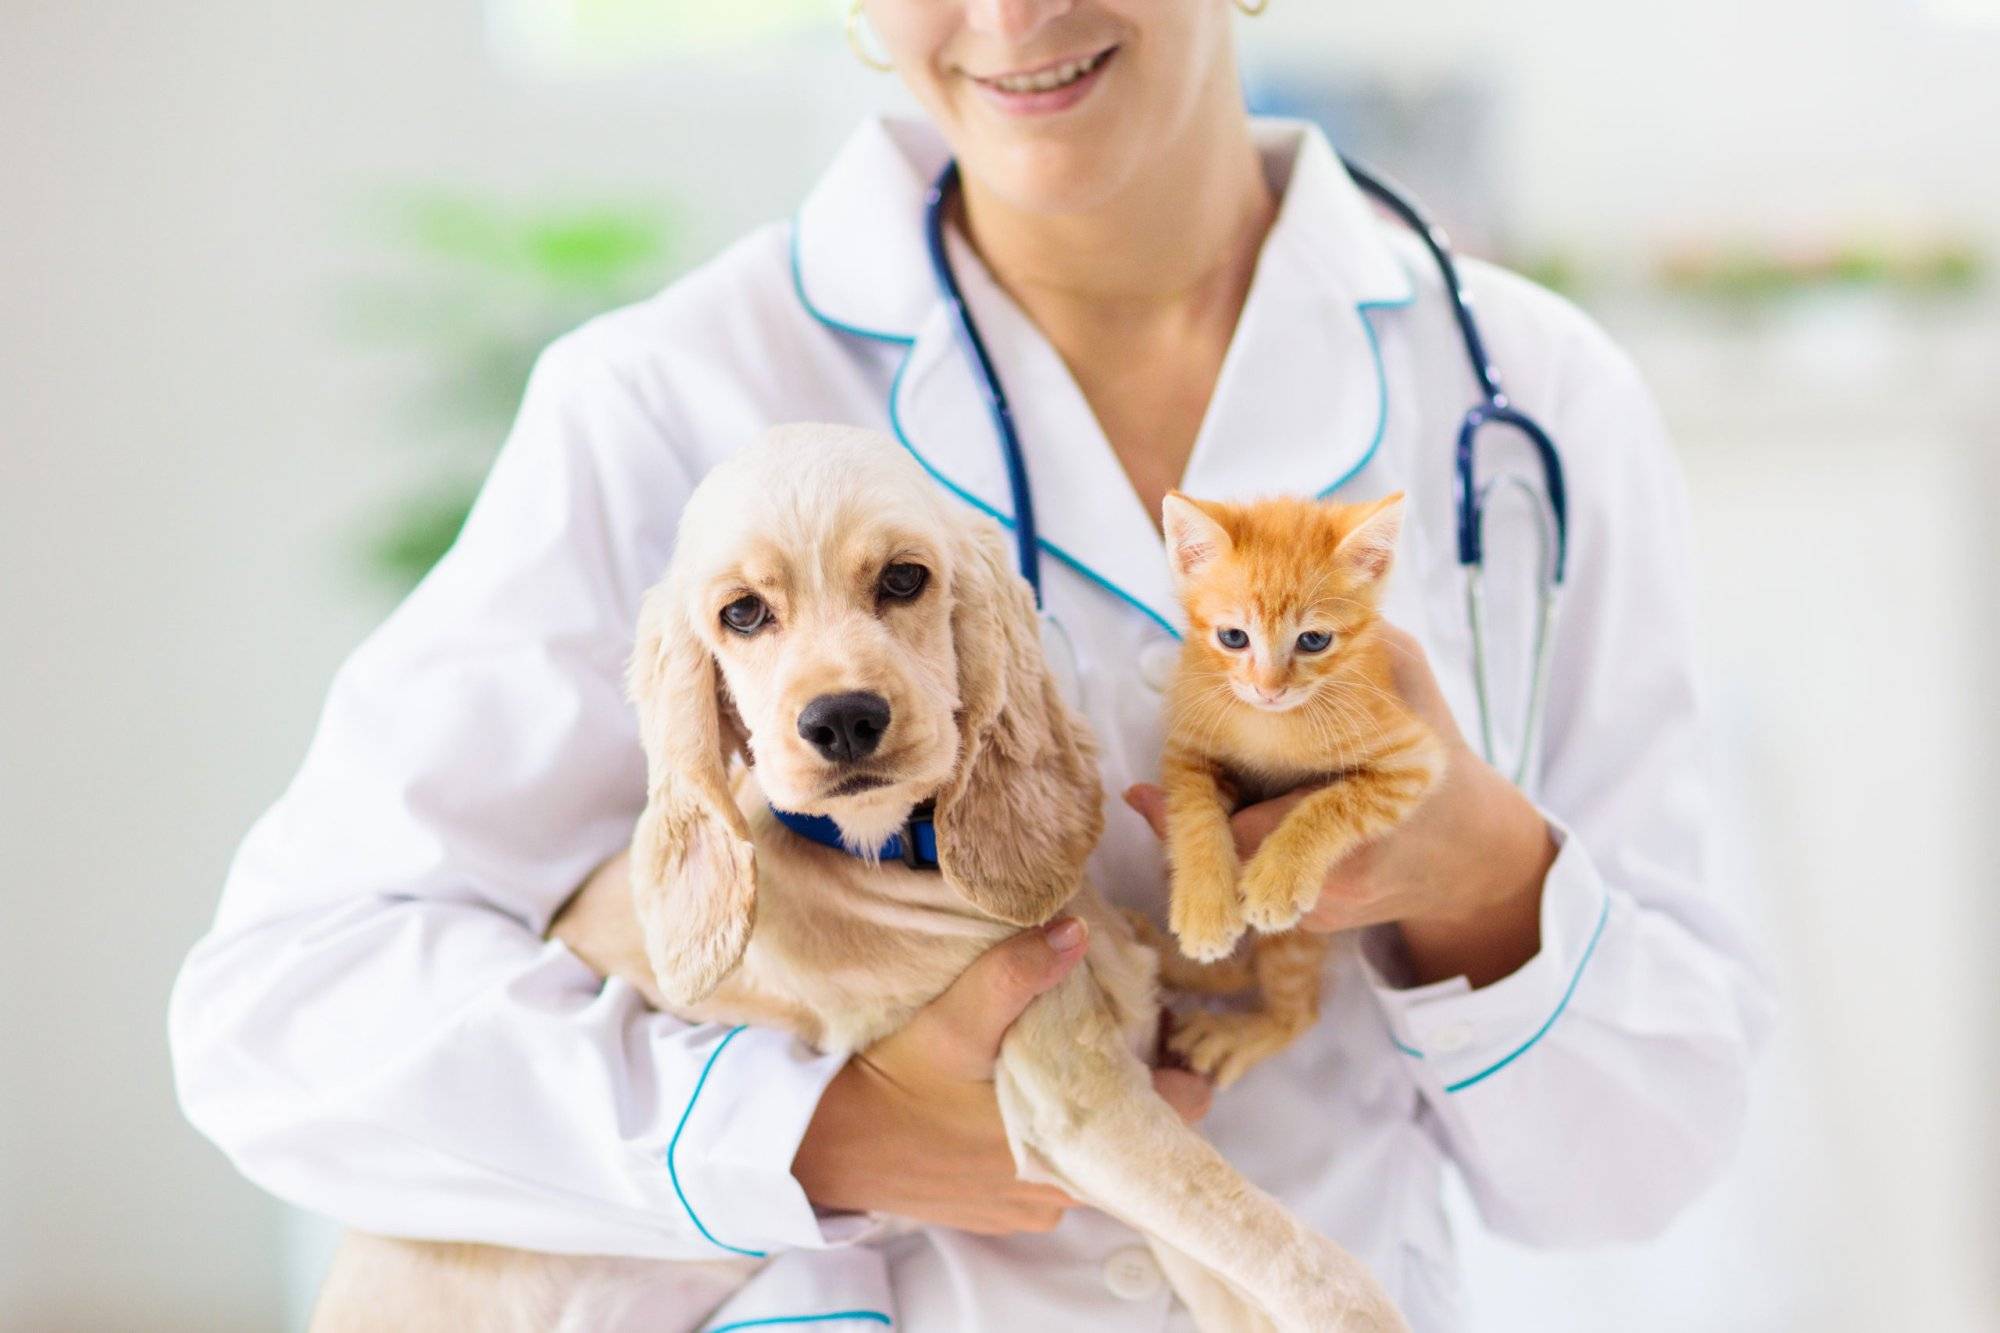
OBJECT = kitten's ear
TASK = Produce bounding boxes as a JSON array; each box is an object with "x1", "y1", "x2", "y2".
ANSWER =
[
  {"x1": 1337, "y1": 492, "x2": 1406, "y2": 584},
  {"x1": 1162, "y1": 493, "x2": 1233, "y2": 587}
]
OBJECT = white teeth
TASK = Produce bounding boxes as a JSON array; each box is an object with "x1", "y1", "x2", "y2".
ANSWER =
[{"x1": 989, "y1": 51, "x2": 1104, "y2": 94}]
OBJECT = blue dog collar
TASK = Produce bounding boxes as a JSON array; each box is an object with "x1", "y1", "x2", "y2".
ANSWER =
[{"x1": 770, "y1": 802, "x2": 940, "y2": 871}]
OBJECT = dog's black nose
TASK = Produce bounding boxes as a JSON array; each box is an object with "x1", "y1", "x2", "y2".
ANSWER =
[{"x1": 797, "y1": 691, "x2": 891, "y2": 763}]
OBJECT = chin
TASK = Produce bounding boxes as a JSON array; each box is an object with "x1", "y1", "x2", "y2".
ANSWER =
[
  {"x1": 763, "y1": 742, "x2": 953, "y2": 845},
  {"x1": 973, "y1": 125, "x2": 1143, "y2": 214},
  {"x1": 1231, "y1": 687, "x2": 1311, "y2": 714},
  {"x1": 822, "y1": 780, "x2": 938, "y2": 848}
]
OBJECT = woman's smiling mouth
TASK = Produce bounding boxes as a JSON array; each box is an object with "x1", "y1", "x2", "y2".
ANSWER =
[{"x1": 967, "y1": 46, "x2": 1118, "y2": 115}]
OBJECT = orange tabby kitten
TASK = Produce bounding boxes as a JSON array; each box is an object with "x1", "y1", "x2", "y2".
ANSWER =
[{"x1": 1152, "y1": 491, "x2": 1445, "y2": 1088}]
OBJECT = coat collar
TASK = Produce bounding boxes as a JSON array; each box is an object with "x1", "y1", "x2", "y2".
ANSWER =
[
  {"x1": 792, "y1": 116, "x2": 1417, "y2": 636},
  {"x1": 791, "y1": 117, "x2": 944, "y2": 345}
]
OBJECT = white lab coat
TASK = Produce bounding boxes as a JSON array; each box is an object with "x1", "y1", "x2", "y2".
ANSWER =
[{"x1": 170, "y1": 116, "x2": 1772, "y2": 1332}]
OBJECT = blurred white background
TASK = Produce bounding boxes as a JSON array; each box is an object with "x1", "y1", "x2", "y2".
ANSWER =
[{"x1": 4, "y1": 2, "x2": 1996, "y2": 1329}]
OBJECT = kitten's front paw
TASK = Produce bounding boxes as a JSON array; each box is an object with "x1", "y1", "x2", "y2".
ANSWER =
[
  {"x1": 1170, "y1": 887, "x2": 1245, "y2": 963},
  {"x1": 1169, "y1": 1010, "x2": 1303, "y2": 1090},
  {"x1": 1239, "y1": 850, "x2": 1322, "y2": 934}
]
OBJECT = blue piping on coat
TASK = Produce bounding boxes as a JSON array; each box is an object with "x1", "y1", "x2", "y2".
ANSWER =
[
  {"x1": 790, "y1": 221, "x2": 915, "y2": 347},
  {"x1": 789, "y1": 221, "x2": 1415, "y2": 642},
  {"x1": 1317, "y1": 285, "x2": 1417, "y2": 500},
  {"x1": 708, "y1": 1313, "x2": 894, "y2": 1332},
  {"x1": 666, "y1": 1025, "x2": 766, "y2": 1258},
  {"x1": 1441, "y1": 888, "x2": 1610, "y2": 1093},
  {"x1": 1390, "y1": 887, "x2": 1611, "y2": 1092}
]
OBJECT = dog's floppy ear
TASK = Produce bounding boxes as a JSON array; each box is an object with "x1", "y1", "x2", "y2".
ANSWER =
[
  {"x1": 626, "y1": 575, "x2": 756, "y2": 1007},
  {"x1": 932, "y1": 520, "x2": 1103, "y2": 926}
]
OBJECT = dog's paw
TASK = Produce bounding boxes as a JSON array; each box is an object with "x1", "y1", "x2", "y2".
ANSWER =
[
  {"x1": 1170, "y1": 888, "x2": 1245, "y2": 963},
  {"x1": 1279, "y1": 1238, "x2": 1412, "y2": 1333},
  {"x1": 1239, "y1": 850, "x2": 1319, "y2": 934},
  {"x1": 1169, "y1": 1010, "x2": 1304, "y2": 1090}
]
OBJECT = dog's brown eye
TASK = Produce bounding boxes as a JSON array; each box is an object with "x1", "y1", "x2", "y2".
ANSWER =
[
  {"x1": 878, "y1": 562, "x2": 929, "y2": 601},
  {"x1": 721, "y1": 595, "x2": 769, "y2": 634}
]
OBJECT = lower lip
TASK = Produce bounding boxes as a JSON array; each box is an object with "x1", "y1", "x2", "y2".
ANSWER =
[
  {"x1": 970, "y1": 48, "x2": 1116, "y2": 118},
  {"x1": 829, "y1": 774, "x2": 890, "y2": 797}
]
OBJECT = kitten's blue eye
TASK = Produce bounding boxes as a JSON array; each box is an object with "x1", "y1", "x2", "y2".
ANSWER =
[
  {"x1": 1216, "y1": 627, "x2": 1249, "y2": 651},
  {"x1": 1296, "y1": 630, "x2": 1333, "y2": 653}
]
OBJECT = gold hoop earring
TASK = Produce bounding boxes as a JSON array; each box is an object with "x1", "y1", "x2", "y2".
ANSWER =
[
  {"x1": 846, "y1": 1, "x2": 895, "y2": 72},
  {"x1": 1234, "y1": 0, "x2": 1270, "y2": 14}
]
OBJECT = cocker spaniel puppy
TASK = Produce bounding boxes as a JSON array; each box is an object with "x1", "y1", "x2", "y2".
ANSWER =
[{"x1": 311, "y1": 425, "x2": 1403, "y2": 1333}]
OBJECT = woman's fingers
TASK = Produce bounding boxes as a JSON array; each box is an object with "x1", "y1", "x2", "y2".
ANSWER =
[
  {"x1": 957, "y1": 1201, "x2": 1072, "y2": 1236},
  {"x1": 1378, "y1": 622, "x2": 1466, "y2": 745},
  {"x1": 1227, "y1": 788, "x2": 1312, "y2": 858},
  {"x1": 796, "y1": 919, "x2": 1093, "y2": 1228},
  {"x1": 1151, "y1": 1067, "x2": 1214, "y2": 1124},
  {"x1": 1019, "y1": 1180, "x2": 1083, "y2": 1205},
  {"x1": 1122, "y1": 783, "x2": 1168, "y2": 837},
  {"x1": 910, "y1": 917, "x2": 1090, "y2": 1079},
  {"x1": 1124, "y1": 781, "x2": 1316, "y2": 860}
]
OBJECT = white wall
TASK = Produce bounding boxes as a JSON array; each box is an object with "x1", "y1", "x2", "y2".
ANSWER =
[
  {"x1": 0, "y1": 4, "x2": 875, "y2": 1326},
  {"x1": 4, "y1": 1, "x2": 1995, "y2": 1328},
  {"x1": 1242, "y1": 0, "x2": 2000, "y2": 254},
  {"x1": 1449, "y1": 304, "x2": 2000, "y2": 1331}
]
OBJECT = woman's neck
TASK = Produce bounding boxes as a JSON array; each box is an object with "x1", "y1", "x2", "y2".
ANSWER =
[
  {"x1": 956, "y1": 117, "x2": 1277, "y2": 328},
  {"x1": 949, "y1": 99, "x2": 1281, "y2": 523}
]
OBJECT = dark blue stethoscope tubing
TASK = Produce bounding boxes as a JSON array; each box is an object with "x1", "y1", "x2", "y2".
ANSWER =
[
  {"x1": 1338, "y1": 160, "x2": 1505, "y2": 405},
  {"x1": 1339, "y1": 158, "x2": 1570, "y2": 588},
  {"x1": 922, "y1": 154, "x2": 1571, "y2": 603},
  {"x1": 923, "y1": 161, "x2": 1044, "y2": 607},
  {"x1": 1457, "y1": 406, "x2": 1571, "y2": 586}
]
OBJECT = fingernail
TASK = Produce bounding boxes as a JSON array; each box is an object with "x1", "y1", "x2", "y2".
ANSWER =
[{"x1": 1044, "y1": 916, "x2": 1087, "y2": 953}]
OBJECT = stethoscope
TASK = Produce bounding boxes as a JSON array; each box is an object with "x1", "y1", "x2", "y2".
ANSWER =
[{"x1": 922, "y1": 157, "x2": 1570, "y2": 788}]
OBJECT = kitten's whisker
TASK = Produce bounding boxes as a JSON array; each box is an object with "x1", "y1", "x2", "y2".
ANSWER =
[
  {"x1": 1172, "y1": 682, "x2": 1242, "y2": 749},
  {"x1": 1327, "y1": 679, "x2": 1409, "y2": 714}
]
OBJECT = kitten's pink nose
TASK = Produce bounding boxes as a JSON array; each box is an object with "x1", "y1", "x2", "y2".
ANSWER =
[{"x1": 1255, "y1": 685, "x2": 1285, "y2": 704}]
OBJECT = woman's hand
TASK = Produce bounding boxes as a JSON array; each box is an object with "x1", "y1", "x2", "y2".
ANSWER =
[
  {"x1": 793, "y1": 918, "x2": 1213, "y2": 1233},
  {"x1": 1127, "y1": 626, "x2": 1557, "y2": 989},
  {"x1": 548, "y1": 848, "x2": 667, "y2": 1007},
  {"x1": 552, "y1": 861, "x2": 1211, "y2": 1233}
]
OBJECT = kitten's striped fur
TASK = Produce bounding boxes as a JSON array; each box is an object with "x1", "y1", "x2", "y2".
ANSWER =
[{"x1": 1155, "y1": 492, "x2": 1444, "y2": 1088}]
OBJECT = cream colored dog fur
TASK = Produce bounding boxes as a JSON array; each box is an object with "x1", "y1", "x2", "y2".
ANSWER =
[{"x1": 309, "y1": 425, "x2": 1405, "y2": 1333}]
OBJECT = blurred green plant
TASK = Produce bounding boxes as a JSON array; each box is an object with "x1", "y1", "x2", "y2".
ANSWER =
[
  {"x1": 1510, "y1": 251, "x2": 1587, "y2": 299},
  {"x1": 342, "y1": 190, "x2": 683, "y2": 589},
  {"x1": 1658, "y1": 239, "x2": 1986, "y2": 304}
]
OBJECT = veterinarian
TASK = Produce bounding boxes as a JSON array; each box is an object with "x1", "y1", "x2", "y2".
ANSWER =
[{"x1": 172, "y1": 2, "x2": 1772, "y2": 1329}]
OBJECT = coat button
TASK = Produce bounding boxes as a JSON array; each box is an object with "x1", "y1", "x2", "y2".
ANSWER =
[
  {"x1": 1102, "y1": 1245, "x2": 1165, "y2": 1301},
  {"x1": 1137, "y1": 639, "x2": 1180, "y2": 692}
]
